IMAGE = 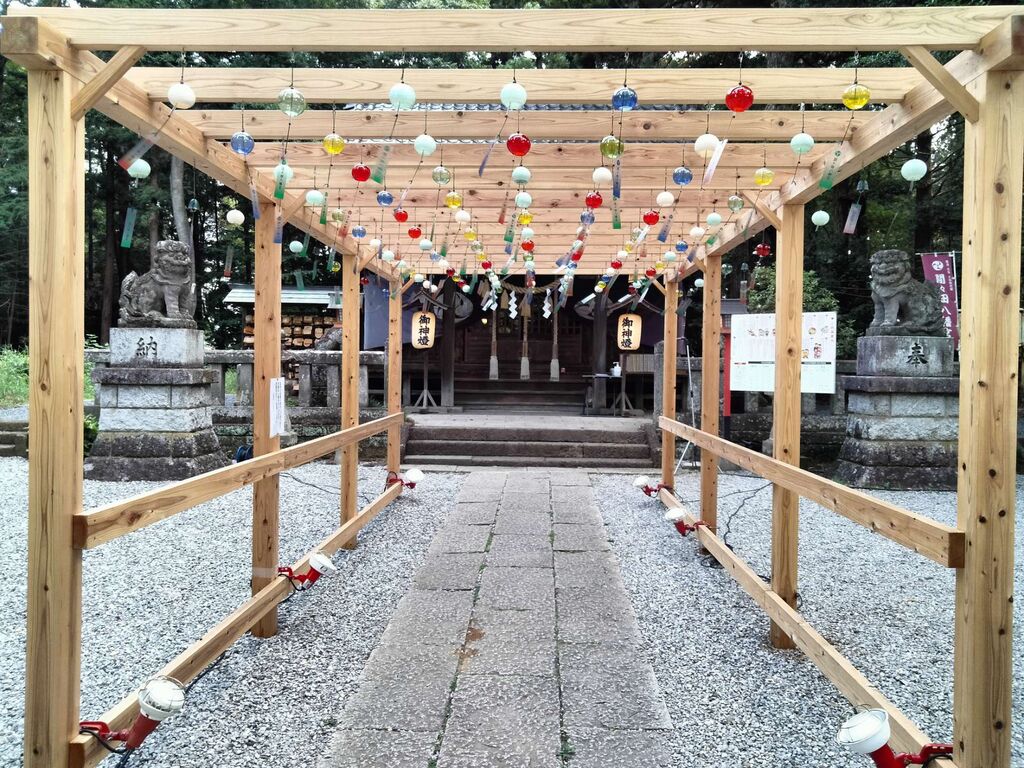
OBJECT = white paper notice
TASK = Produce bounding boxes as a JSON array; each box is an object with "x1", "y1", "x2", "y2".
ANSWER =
[
  {"x1": 729, "y1": 312, "x2": 837, "y2": 394},
  {"x1": 269, "y1": 377, "x2": 285, "y2": 437}
]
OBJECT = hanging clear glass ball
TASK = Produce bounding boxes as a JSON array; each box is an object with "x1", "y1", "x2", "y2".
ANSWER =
[{"x1": 277, "y1": 86, "x2": 307, "y2": 118}]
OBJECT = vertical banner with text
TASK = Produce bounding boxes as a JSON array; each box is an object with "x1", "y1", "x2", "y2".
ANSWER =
[{"x1": 919, "y1": 252, "x2": 959, "y2": 349}]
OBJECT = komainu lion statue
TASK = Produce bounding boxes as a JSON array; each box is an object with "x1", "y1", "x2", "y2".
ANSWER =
[
  {"x1": 866, "y1": 249, "x2": 944, "y2": 337},
  {"x1": 119, "y1": 240, "x2": 197, "y2": 328}
]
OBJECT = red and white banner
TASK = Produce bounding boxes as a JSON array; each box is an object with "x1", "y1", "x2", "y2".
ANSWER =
[{"x1": 919, "y1": 252, "x2": 959, "y2": 349}]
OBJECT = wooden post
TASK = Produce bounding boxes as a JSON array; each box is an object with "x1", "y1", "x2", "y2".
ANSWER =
[
  {"x1": 340, "y1": 251, "x2": 360, "y2": 546},
  {"x1": 550, "y1": 303, "x2": 560, "y2": 382},
  {"x1": 386, "y1": 278, "x2": 403, "y2": 475},
  {"x1": 251, "y1": 200, "x2": 280, "y2": 638},
  {"x1": 489, "y1": 306, "x2": 499, "y2": 380},
  {"x1": 440, "y1": 280, "x2": 455, "y2": 407},
  {"x1": 24, "y1": 66, "x2": 85, "y2": 768},
  {"x1": 954, "y1": 67, "x2": 1023, "y2": 768},
  {"x1": 700, "y1": 255, "x2": 721, "y2": 533},
  {"x1": 661, "y1": 278, "x2": 679, "y2": 487},
  {"x1": 520, "y1": 312, "x2": 530, "y2": 380},
  {"x1": 592, "y1": 290, "x2": 609, "y2": 411},
  {"x1": 770, "y1": 203, "x2": 804, "y2": 650}
]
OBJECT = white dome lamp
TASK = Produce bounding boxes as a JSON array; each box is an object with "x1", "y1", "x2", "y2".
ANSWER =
[
  {"x1": 276, "y1": 551, "x2": 337, "y2": 590},
  {"x1": 386, "y1": 466, "x2": 426, "y2": 490},
  {"x1": 632, "y1": 474, "x2": 669, "y2": 498},
  {"x1": 836, "y1": 709, "x2": 952, "y2": 767},
  {"x1": 78, "y1": 675, "x2": 186, "y2": 751}
]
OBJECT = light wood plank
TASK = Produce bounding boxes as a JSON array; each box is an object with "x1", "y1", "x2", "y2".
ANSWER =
[
  {"x1": 658, "y1": 488, "x2": 947, "y2": 758},
  {"x1": 660, "y1": 417, "x2": 965, "y2": 568},
  {"x1": 14, "y1": 6, "x2": 1020, "y2": 51},
  {"x1": 69, "y1": 45, "x2": 146, "y2": 121},
  {"x1": 661, "y1": 279, "x2": 679, "y2": 487},
  {"x1": 340, "y1": 251, "x2": 360, "y2": 545},
  {"x1": 71, "y1": 483, "x2": 402, "y2": 768},
  {"x1": 180, "y1": 108, "x2": 875, "y2": 142},
  {"x1": 769, "y1": 203, "x2": 804, "y2": 650},
  {"x1": 24, "y1": 66, "x2": 85, "y2": 768},
  {"x1": 740, "y1": 191, "x2": 782, "y2": 230},
  {"x1": 953, "y1": 68, "x2": 1023, "y2": 768},
  {"x1": 901, "y1": 45, "x2": 980, "y2": 123},
  {"x1": 73, "y1": 414, "x2": 402, "y2": 549},
  {"x1": 699, "y1": 255, "x2": 721, "y2": 534},
  {"x1": 251, "y1": 200, "x2": 280, "y2": 638},
  {"x1": 129, "y1": 66, "x2": 925, "y2": 104},
  {"x1": 387, "y1": 279, "x2": 403, "y2": 474}
]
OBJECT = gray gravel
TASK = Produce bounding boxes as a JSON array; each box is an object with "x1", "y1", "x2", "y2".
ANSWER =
[
  {"x1": 592, "y1": 470, "x2": 1024, "y2": 768},
  {"x1": 0, "y1": 457, "x2": 459, "y2": 768}
]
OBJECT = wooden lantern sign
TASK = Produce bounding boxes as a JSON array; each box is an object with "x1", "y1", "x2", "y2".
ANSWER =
[
  {"x1": 412, "y1": 310, "x2": 436, "y2": 349},
  {"x1": 617, "y1": 313, "x2": 642, "y2": 351}
]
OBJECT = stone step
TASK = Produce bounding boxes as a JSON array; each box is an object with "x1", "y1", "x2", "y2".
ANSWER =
[
  {"x1": 0, "y1": 430, "x2": 28, "y2": 451},
  {"x1": 407, "y1": 439, "x2": 650, "y2": 460},
  {"x1": 407, "y1": 425, "x2": 648, "y2": 445},
  {"x1": 0, "y1": 443, "x2": 20, "y2": 458},
  {"x1": 405, "y1": 454, "x2": 655, "y2": 469}
]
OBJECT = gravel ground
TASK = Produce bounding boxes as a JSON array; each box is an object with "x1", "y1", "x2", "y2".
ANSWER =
[
  {"x1": 0, "y1": 457, "x2": 460, "y2": 768},
  {"x1": 593, "y1": 469, "x2": 1024, "y2": 768}
]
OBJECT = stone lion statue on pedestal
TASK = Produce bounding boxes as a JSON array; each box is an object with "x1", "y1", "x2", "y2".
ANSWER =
[
  {"x1": 119, "y1": 240, "x2": 197, "y2": 328},
  {"x1": 866, "y1": 249, "x2": 944, "y2": 337}
]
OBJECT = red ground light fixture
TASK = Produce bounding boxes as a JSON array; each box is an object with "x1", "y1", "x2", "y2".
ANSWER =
[
  {"x1": 837, "y1": 710, "x2": 953, "y2": 767},
  {"x1": 386, "y1": 467, "x2": 425, "y2": 490},
  {"x1": 663, "y1": 507, "x2": 707, "y2": 537},
  {"x1": 80, "y1": 675, "x2": 186, "y2": 755},
  {"x1": 632, "y1": 475, "x2": 671, "y2": 498},
  {"x1": 277, "y1": 551, "x2": 337, "y2": 590}
]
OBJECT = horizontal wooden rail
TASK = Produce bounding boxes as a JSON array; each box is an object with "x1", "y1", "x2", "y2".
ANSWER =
[
  {"x1": 74, "y1": 413, "x2": 402, "y2": 549},
  {"x1": 659, "y1": 489, "x2": 955, "y2": 766},
  {"x1": 70, "y1": 481, "x2": 403, "y2": 768},
  {"x1": 659, "y1": 417, "x2": 964, "y2": 568}
]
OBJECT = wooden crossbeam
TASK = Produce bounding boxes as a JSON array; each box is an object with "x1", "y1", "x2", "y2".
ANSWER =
[
  {"x1": 11, "y1": 6, "x2": 1020, "y2": 51},
  {"x1": 248, "y1": 141, "x2": 826, "y2": 169},
  {"x1": 901, "y1": 45, "x2": 981, "y2": 123},
  {"x1": 129, "y1": 66, "x2": 924, "y2": 105},
  {"x1": 70, "y1": 45, "x2": 146, "y2": 121},
  {"x1": 740, "y1": 191, "x2": 782, "y2": 230},
  {"x1": 180, "y1": 108, "x2": 874, "y2": 142}
]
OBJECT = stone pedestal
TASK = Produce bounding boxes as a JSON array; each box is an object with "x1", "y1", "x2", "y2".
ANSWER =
[
  {"x1": 834, "y1": 336, "x2": 957, "y2": 490},
  {"x1": 86, "y1": 327, "x2": 227, "y2": 481}
]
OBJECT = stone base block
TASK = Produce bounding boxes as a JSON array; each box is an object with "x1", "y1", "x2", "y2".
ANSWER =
[
  {"x1": 86, "y1": 428, "x2": 226, "y2": 481},
  {"x1": 100, "y1": 405, "x2": 213, "y2": 432},
  {"x1": 833, "y1": 460, "x2": 956, "y2": 491},
  {"x1": 855, "y1": 335, "x2": 954, "y2": 377},
  {"x1": 109, "y1": 326, "x2": 206, "y2": 367},
  {"x1": 839, "y1": 437, "x2": 957, "y2": 468}
]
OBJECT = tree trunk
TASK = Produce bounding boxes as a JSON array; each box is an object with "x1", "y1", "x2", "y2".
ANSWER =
[
  {"x1": 100, "y1": 144, "x2": 118, "y2": 343},
  {"x1": 913, "y1": 129, "x2": 934, "y2": 253},
  {"x1": 169, "y1": 156, "x2": 192, "y2": 251}
]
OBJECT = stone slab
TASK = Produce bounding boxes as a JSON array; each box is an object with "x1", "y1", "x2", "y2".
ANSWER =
[
  {"x1": 833, "y1": 460, "x2": 957, "y2": 491},
  {"x1": 855, "y1": 335, "x2": 954, "y2": 377},
  {"x1": 446, "y1": 501, "x2": 498, "y2": 526},
  {"x1": 318, "y1": 729, "x2": 438, "y2": 768},
  {"x1": 552, "y1": 523, "x2": 610, "y2": 552},
  {"x1": 109, "y1": 326, "x2": 206, "y2": 367},
  {"x1": 413, "y1": 553, "x2": 486, "y2": 591},
  {"x1": 548, "y1": 470, "x2": 593, "y2": 487},
  {"x1": 847, "y1": 414, "x2": 957, "y2": 442},
  {"x1": 551, "y1": 485, "x2": 598, "y2": 506},
  {"x1": 83, "y1": 451, "x2": 227, "y2": 482},
  {"x1": 840, "y1": 374, "x2": 959, "y2": 394},
  {"x1": 379, "y1": 589, "x2": 474, "y2": 647},
  {"x1": 498, "y1": 492, "x2": 552, "y2": 515},
  {"x1": 556, "y1": 587, "x2": 640, "y2": 645},
  {"x1": 338, "y1": 668, "x2": 452, "y2": 732},
  {"x1": 426, "y1": 524, "x2": 492, "y2": 555},
  {"x1": 554, "y1": 551, "x2": 624, "y2": 591},
  {"x1": 456, "y1": 485, "x2": 503, "y2": 503},
  {"x1": 559, "y1": 643, "x2": 672, "y2": 730},
  {"x1": 462, "y1": 607, "x2": 556, "y2": 677},
  {"x1": 438, "y1": 675, "x2": 561, "y2": 768},
  {"x1": 88, "y1": 429, "x2": 221, "y2": 459},
  {"x1": 93, "y1": 367, "x2": 218, "y2": 385},
  {"x1": 478, "y1": 566, "x2": 555, "y2": 611},
  {"x1": 838, "y1": 437, "x2": 957, "y2": 467},
  {"x1": 486, "y1": 534, "x2": 553, "y2": 568},
  {"x1": 493, "y1": 510, "x2": 551, "y2": 535},
  {"x1": 568, "y1": 729, "x2": 674, "y2": 768},
  {"x1": 99, "y1": 406, "x2": 212, "y2": 433},
  {"x1": 553, "y1": 503, "x2": 603, "y2": 525}
]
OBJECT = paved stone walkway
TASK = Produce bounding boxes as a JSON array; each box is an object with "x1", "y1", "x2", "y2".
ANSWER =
[{"x1": 319, "y1": 470, "x2": 672, "y2": 768}]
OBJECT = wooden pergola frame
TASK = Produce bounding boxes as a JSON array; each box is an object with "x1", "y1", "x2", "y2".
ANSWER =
[{"x1": 1, "y1": 6, "x2": 1021, "y2": 768}]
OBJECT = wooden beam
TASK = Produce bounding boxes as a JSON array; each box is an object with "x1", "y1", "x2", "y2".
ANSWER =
[
  {"x1": 71, "y1": 482, "x2": 402, "y2": 768},
  {"x1": 249, "y1": 141, "x2": 828, "y2": 169},
  {"x1": 661, "y1": 279, "x2": 679, "y2": 488},
  {"x1": 699, "y1": 255, "x2": 721, "y2": 534},
  {"x1": 769, "y1": 203, "x2": 804, "y2": 650},
  {"x1": 180, "y1": 108, "x2": 876, "y2": 142},
  {"x1": 339, "y1": 251, "x2": 360, "y2": 545},
  {"x1": 14, "y1": 6, "x2": 1020, "y2": 51},
  {"x1": 251, "y1": 200, "x2": 280, "y2": 639},
  {"x1": 69, "y1": 45, "x2": 146, "y2": 121},
  {"x1": 740, "y1": 191, "x2": 782, "y2": 230},
  {"x1": 73, "y1": 414, "x2": 402, "y2": 549},
  {"x1": 953, "y1": 67, "x2": 1023, "y2": 768},
  {"x1": 658, "y1": 488, "x2": 949, "y2": 758},
  {"x1": 23, "y1": 65, "x2": 85, "y2": 768},
  {"x1": 386, "y1": 279, "x2": 403, "y2": 474},
  {"x1": 901, "y1": 45, "x2": 980, "y2": 123},
  {"x1": 659, "y1": 418, "x2": 965, "y2": 569},
  {"x1": 128, "y1": 66, "x2": 926, "y2": 105}
]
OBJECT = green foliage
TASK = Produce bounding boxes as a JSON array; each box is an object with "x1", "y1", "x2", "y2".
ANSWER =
[
  {"x1": 83, "y1": 414, "x2": 99, "y2": 457},
  {"x1": 0, "y1": 348, "x2": 29, "y2": 407},
  {"x1": 746, "y1": 266, "x2": 858, "y2": 359}
]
